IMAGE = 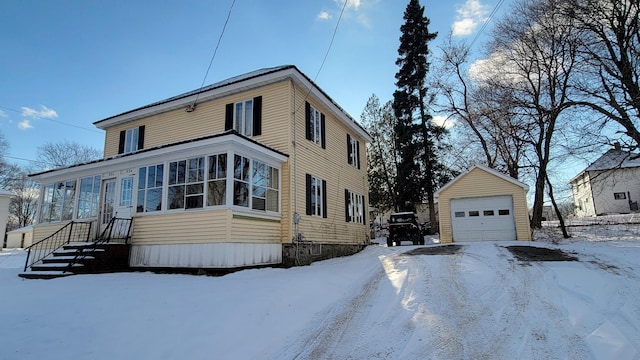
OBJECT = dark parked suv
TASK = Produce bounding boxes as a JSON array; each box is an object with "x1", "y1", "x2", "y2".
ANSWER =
[{"x1": 387, "y1": 212, "x2": 424, "y2": 246}]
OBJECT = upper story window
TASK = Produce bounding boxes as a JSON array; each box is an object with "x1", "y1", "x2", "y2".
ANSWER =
[
  {"x1": 118, "y1": 126, "x2": 145, "y2": 154},
  {"x1": 225, "y1": 96, "x2": 262, "y2": 137},
  {"x1": 347, "y1": 134, "x2": 360, "y2": 169},
  {"x1": 305, "y1": 102, "x2": 326, "y2": 149},
  {"x1": 306, "y1": 174, "x2": 327, "y2": 218}
]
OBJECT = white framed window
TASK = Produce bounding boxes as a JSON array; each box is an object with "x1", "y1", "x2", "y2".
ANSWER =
[
  {"x1": 252, "y1": 160, "x2": 279, "y2": 212},
  {"x1": 124, "y1": 128, "x2": 138, "y2": 153},
  {"x1": 347, "y1": 134, "x2": 360, "y2": 168},
  {"x1": 207, "y1": 154, "x2": 227, "y2": 206},
  {"x1": 77, "y1": 175, "x2": 101, "y2": 219},
  {"x1": 167, "y1": 157, "x2": 205, "y2": 210},
  {"x1": 614, "y1": 192, "x2": 627, "y2": 200},
  {"x1": 137, "y1": 164, "x2": 164, "y2": 212},
  {"x1": 345, "y1": 189, "x2": 365, "y2": 224},
  {"x1": 307, "y1": 174, "x2": 326, "y2": 218},
  {"x1": 234, "y1": 99, "x2": 254, "y2": 137},
  {"x1": 120, "y1": 177, "x2": 133, "y2": 207},
  {"x1": 39, "y1": 180, "x2": 77, "y2": 223},
  {"x1": 305, "y1": 102, "x2": 326, "y2": 148}
]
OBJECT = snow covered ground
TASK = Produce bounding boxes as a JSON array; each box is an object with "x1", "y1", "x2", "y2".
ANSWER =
[{"x1": 1, "y1": 225, "x2": 639, "y2": 360}]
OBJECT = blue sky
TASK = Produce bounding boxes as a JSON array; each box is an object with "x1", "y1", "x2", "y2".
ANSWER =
[{"x1": 0, "y1": 0, "x2": 506, "y2": 169}]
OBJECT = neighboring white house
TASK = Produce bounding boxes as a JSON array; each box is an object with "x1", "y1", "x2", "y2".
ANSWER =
[
  {"x1": 0, "y1": 190, "x2": 13, "y2": 247},
  {"x1": 6, "y1": 225, "x2": 34, "y2": 248},
  {"x1": 569, "y1": 146, "x2": 640, "y2": 217}
]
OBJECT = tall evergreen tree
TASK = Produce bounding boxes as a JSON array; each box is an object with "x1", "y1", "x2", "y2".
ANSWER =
[{"x1": 392, "y1": 0, "x2": 440, "y2": 225}]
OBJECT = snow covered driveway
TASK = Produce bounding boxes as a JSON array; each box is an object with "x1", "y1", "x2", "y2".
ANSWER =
[{"x1": 1, "y1": 234, "x2": 639, "y2": 360}]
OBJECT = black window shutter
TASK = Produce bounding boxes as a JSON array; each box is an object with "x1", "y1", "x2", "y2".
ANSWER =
[
  {"x1": 320, "y1": 114, "x2": 326, "y2": 149},
  {"x1": 252, "y1": 96, "x2": 262, "y2": 136},
  {"x1": 137, "y1": 125, "x2": 145, "y2": 150},
  {"x1": 347, "y1": 134, "x2": 352, "y2": 165},
  {"x1": 362, "y1": 197, "x2": 366, "y2": 224},
  {"x1": 356, "y1": 140, "x2": 361, "y2": 169},
  {"x1": 345, "y1": 189, "x2": 351, "y2": 222},
  {"x1": 118, "y1": 130, "x2": 126, "y2": 154},
  {"x1": 322, "y1": 179, "x2": 327, "y2": 218},
  {"x1": 306, "y1": 174, "x2": 312, "y2": 215},
  {"x1": 305, "y1": 102, "x2": 312, "y2": 141},
  {"x1": 225, "y1": 103, "x2": 234, "y2": 131}
]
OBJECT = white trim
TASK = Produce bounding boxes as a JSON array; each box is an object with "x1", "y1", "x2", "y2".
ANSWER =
[
  {"x1": 93, "y1": 66, "x2": 372, "y2": 143},
  {"x1": 130, "y1": 243, "x2": 282, "y2": 268},
  {"x1": 435, "y1": 164, "x2": 529, "y2": 198}
]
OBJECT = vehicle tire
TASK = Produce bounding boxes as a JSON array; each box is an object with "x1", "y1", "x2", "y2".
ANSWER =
[{"x1": 387, "y1": 238, "x2": 393, "y2": 247}]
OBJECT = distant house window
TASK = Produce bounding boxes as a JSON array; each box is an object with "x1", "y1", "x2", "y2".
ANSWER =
[
  {"x1": 77, "y1": 175, "x2": 101, "y2": 219},
  {"x1": 40, "y1": 180, "x2": 77, "y2": 223},
  {"x1": 469, "y1": 211, "x2": 480, "y2": 217},
  {"x1": 454, "y1": 211, "x2": 465, "y2": 217},
  {"x1": 118, "y1": 126, "x2": 145, "y2": 154},
  {"x1": 345, "y1": 189, "x2": 365, "y2": 224},
  {"x1": 484, "y1": 210, "x2": 495, "y2": 216},
  {"x1": 306, "y1": 174, "x2": 327, "y2": 218},
  {"x1": 347, "y1": 134, "x2": 360, "y2": 168},
  {"x1": 498, "y1": 209, "x2": 510, "y2": 216},
  {"x1": 225, "y1": 97, "x2": 262, "y2": 137},
  {"x1": 137, "y1": 164, "x2": 164, "y2": 212},
  {"x1": 207, "y1": 154, "x2": 227, "y2": 206},
  {"x1": 614, "y1": 192, "x2": 627, "y2": 200},
  {"x1": 305, "y1": 102, "x2": 326, "y2": 148},
  {"x1": 167, "y1": 157, "x2": 205, "y2": 210}
]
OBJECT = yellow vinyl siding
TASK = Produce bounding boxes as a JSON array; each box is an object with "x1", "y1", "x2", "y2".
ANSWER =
[
  {"x1": 287, "y1": 85, "x2": 369, "y2": 245},
  {"x1": 230, "y1": 215, "x2": 281, "y2": 243},
  {"x1": 132, "y1": 210, "x2": 230, "y2": 245},
  {"x1": 438, "y1": 167, "x2": 531, "y2": 243},
  {"x1": 32, "y1": 222, "x2": 76, "y2": 244},
  {"x1": 103, "y1": 82, "x2": 291, "y2": 157}
]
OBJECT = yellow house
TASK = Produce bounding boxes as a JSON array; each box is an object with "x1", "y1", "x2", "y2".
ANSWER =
[
  {"x1": 435, "y1": 165, "x2": 531, "y2": 243},
  {"x1": 28, "y1": 65, "x2": 372, "y2": 269}
]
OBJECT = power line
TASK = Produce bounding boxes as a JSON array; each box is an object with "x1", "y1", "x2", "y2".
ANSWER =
[
  {"x1": 189, "y1": 0, "x2": 236, "y2": 110},
  {"x1": 468, "y1": 0, "x2": 506, "y2": 50},
  {"x1": 0, "y1": 105, "x2": 102, "y2": 134},
  {"x1": 313, "y1": 0, "x2": 348, "y2": 83}
]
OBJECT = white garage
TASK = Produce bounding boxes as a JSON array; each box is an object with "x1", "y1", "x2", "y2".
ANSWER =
[
  {"x1": 436, "y1": 165, "x2": 531, "y2": 243},
  {"x1": 450, "y1": 195, "x2": 516, "y2": 242}
]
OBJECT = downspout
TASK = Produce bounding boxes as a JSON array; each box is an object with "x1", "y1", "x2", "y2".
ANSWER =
[{"x1": 292, "y1": 79, "x2": 299, "y2": 241}]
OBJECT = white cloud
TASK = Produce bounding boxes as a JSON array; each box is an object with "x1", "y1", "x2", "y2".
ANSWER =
[
  {"x1": 318, "y1": 10, "x2": 331, "y2": 20},
  {"x1": 17, "y1": 120, "x2": 33, "y2": 130},
  {"x1": 0, "y1": 109, "x2": 7, "y2": 118},
  {"x1": 337, "y1": 0, "x2": 361, "y2": 10},
  {"x1": 452, "y1": 0, "x2": 488, "y2": 36},
  {"x1": 432, "y1": 115, "x2": 456, "y2": 129},
  {"x1": 21, "y1": 105, "x2": 58, "y2": 119}
]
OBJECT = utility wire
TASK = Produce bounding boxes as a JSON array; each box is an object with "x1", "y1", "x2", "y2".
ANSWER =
[
  {"x1": 0, "y1": 105, "x2": 102, "y2": 133},
  {"x1": 468, "y1": 0, "x2": 506, "y2": 49},
  {"x1": 312, "y1": 0, "x2": 348, "y2": 83},
  {"x1": 190, "y1": 0, "x2": 236, "y2": 109}
]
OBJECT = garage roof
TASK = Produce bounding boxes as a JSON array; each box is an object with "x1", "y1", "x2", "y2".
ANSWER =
[{"x1": 435, "y1": 165, "x2": 529, "y2": 197}]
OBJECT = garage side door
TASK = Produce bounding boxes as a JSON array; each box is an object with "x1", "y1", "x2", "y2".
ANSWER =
[{"x1": 450, "y1": 195, "x2": 516, "y2": 242}]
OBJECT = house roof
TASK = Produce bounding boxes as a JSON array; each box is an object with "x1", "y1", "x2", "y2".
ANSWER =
[
  {"x1": 569, "y1": 149, "x2": 640, "y2": 183},
  {"x1": 93, "y1": 65, "x2": 372, "y2": 142},
  {"x1": 29, "y1": 130, "x2": 288, "y2": 178},
  {"x1": 435, "y1": 164, "x2": 529, "y2": 197},
  {"x1": 0, "y1": 189, "x2": 13, "y2": 197}
]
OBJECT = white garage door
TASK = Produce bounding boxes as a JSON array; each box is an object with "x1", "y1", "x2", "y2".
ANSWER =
[{"x1": 450, "y1": 195, "x2": 516, "y2": 242}]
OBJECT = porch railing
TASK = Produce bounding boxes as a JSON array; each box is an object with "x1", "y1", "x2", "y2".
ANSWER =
[
  {"x1": 23, "y1": 221, "x2": 93, "y2": 272},
  {"x1": 96, "y1": 217, "x2": 133, "y2": 244}
]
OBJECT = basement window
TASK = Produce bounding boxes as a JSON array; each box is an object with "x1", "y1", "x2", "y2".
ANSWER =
[{"x1": 614, "y1": 192, "x2": 626, "y2": 200}]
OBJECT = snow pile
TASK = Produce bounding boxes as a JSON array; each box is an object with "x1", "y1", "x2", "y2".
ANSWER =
[{"x1": 1, "y1": 226, "x2": 639, "y2": 359}]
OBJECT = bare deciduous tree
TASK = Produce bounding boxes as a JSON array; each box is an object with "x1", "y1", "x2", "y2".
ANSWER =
[{"x1": 36, "y1": 140, "x2": 101, "y2": 170}]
